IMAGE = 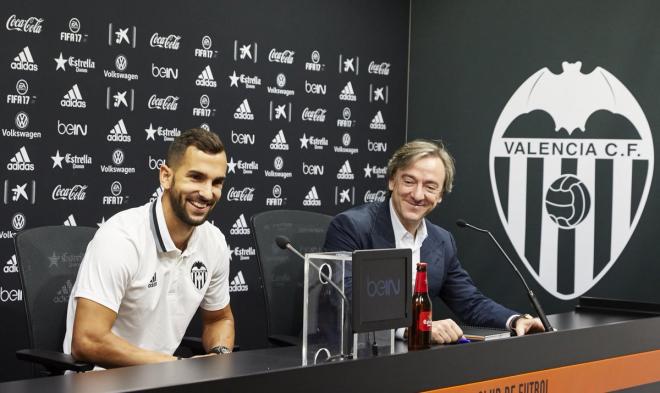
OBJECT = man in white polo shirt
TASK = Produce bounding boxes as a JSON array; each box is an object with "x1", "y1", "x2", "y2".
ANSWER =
[{"x1": 63, "y1": 128, "x2": 234, "y2": 368}]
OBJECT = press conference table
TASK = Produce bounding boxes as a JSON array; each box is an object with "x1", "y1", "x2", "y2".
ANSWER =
[{"x1": 2, "y1": 304, "x2": 660, "y2": 392}]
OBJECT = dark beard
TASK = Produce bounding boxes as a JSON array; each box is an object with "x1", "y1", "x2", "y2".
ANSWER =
[{"x1": 167, "y1": 176, "x2": 212, "y2": 227}]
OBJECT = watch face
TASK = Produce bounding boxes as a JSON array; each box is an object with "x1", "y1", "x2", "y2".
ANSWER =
[{"x1": 219, "y1": 346, "x2": 231, "y2": 354}]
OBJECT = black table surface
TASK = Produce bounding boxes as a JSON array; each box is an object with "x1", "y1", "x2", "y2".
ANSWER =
[{"x1": 1, "y1": 310, "x2": 657, "y2": 393}]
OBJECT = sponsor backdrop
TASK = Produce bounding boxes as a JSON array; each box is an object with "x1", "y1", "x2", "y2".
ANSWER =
[
  {"x1": 0, "y1": 0, "x2": 408, "y2": 380},
  {"x1": 409, "y1": 0, "x2": 660, "y2": 319}
]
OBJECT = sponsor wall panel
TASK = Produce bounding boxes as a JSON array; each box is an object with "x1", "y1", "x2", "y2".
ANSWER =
[
  {"x1": 0, "y1": 0, "x2": 408, "y2": 381},
  {"x1": 409, "y1": 0, "x2": 660, "y2": 317}
]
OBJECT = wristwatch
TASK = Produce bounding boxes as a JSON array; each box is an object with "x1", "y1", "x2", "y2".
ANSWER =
[
  {"x1": 510, "y1": 313, "x2": 534, "y2": 334},
  {"x1": 209, "y1": 346, "x2": 231, "y2": 355}
]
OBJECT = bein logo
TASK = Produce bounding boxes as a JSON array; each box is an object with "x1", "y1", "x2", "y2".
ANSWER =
[{"x1": 366, "y1": 276, "x2": 400, "y2": 297}]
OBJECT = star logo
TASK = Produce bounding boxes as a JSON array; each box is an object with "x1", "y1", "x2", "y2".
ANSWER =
[
  {"x1": 48, "y1": 252, "x2": 59, "y2": 268},
  {"x1": 115, "y1": 28, "x2": 130, "y2": 44},
  {"x1": 229, "y1": 71, "x2": 239, "y2": 87},
  {"x1": 54, "y1": 52, "x2": 67, "y2": 71},
  {"x1": 340, "y1": 189, "x2": 351, "y2": 203},
  {"x1": 299, "y1": 133, "x2": 309, "y2": 149},
  {"x1": 275, "y1": 105, "x2": 287, "y2": 119},
  {"x1": 239, "y1": 44, "x2": 252, "y2": 59},
  {"x1": 227, "y1": 157, "x2": 237, "y2": 174},
  {"x1": 145, "y1": 123, "x2": 157, "y2": 140},
  {"x1": 51, "y1": 150, "x2": 65, "y2": 168},
  {"x1": 11, "y1": 183, "x2": 28, "y2": 201},
  {"x1": 363, "y1": 163, "x2": 373, "y2": 178},
  {"x1": 343, "y1": 58, "x2": 354, "y2": 72},
  {"x1": 97, "y1": 217, "x2": 106, "y2": 228},
  {"x1": 228, "y1": 247, "x2": 234, "y2": 261},
  {"x1": 374, "y1": 87, "x2": 384, "y2": 101},
  {"x1": 113, "y1": 91, "x2": 128, "y2": 108}
]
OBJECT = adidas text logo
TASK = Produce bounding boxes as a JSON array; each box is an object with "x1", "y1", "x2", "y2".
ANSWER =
[
  {"x1": 229, "y1": 271, "x2": 248, "y2": 292},
  {"x1": 64, "y1": 214, "x2": 77, "y2": 226},
  {"x1": 196, "y1": 65, "x2": 217, "y2": 87},
  {"x1": 234, "y1": 99, "x2": 254, "y2": 120},
  {"x1": 339, "y1": 81, "x2": 357, "y2": 101},
  {"x1": 337, "y1": 160, "x2": 355, "y2": 180},
  {"x1": 7, "y1": 146, "x2": 34, "y2": 171},
  {"x1": 148, "y1": 272, "x2": 158, "y2": 288},
  {"x1": 53, "y1": 279, "x2": 73, "y2": 303},
  {"x1": 230, "y1": 214, "x2": 251, "y2": 235},
  {"x1": 61, "y1": 84, "x2": 86, "y2": 108},
  {"x1": 4, "y1": 255, "x2": 18, "y2": 274},
  {"x1": 107, "y1": 119, "x2": 131, "y2": 142},
  {"x1": 370, "y1": 111, "x2": 387, "y2": 130},
  {"x1": 269, "y1": 129, "x2": 289, "y2": 150},
  {"x1": 303, "y1": 186, "x2": 322, "y2": 206},
  {"x1": 10, "y1": 46, "x2": 38, "y2": 71}
]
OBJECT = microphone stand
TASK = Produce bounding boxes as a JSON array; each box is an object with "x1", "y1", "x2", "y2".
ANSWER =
[
  {"x1": 276, "y1": 236, "x2": 353, "y2": 360},
  {"x1": 456, "y1": 220, "x2": 555, "y2": 332}
]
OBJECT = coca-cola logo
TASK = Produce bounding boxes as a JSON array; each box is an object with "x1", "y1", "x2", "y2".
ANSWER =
[
  {"x1": 268, "y1": 49, "x2": 295, "y2": 64},
  {"x1": 364, "y1": 190, "x2": 387, "y2": 203},
  {"x1": 150, "y1": 33, "x2": 181, "y2": 50},
  {"x1": 6, "y1": 15, "x2": 44, "y2": 34},
  {"x1": 52, "y1": 184, "x2": 87, "y2": 201},
  {"x1": 368, "y1": 61, "x2": 391, "y2": 76},
  {"x1": 148, "y1": 94, "x2": 179, "y2": 111},
  {"x1": 226, "y1": 187, "x2": 255, "y2": 202},
  {"x1": 301, "y1": 107, "x2": 327, "y2": 122}
]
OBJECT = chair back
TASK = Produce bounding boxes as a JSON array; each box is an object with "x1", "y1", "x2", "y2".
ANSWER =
[
  {"x1": 14, "y1": 226, "x2": 97, "y2": 352},
  {"x1": 251, "y1": 210, "x2": 333, "y2": 341}
]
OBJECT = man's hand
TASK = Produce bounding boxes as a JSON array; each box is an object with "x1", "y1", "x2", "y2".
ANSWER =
[
  {"x1": 514, "y1": 317, "x2": 545, "y2": 337},
  {"x1": 431, "y1": 319, "x2": 463, "y2": 344}
]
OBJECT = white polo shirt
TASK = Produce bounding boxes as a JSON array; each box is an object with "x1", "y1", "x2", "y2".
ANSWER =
[{"x1": 63, "y1": 196, "x2": 231, "y2": 356}]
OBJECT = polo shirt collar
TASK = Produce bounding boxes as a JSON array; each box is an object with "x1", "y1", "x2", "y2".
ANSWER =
[{"x1": 151, "y1": 195, "x2": 178, "y2": 253}]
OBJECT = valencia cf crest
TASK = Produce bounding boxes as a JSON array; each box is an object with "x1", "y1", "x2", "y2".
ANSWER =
[
  {"x1": 190, "y1": 261, "x2": 208, "y2": 291},
  {"x1": 489, "y1": 61, "x2": 654, "y2": 300}
]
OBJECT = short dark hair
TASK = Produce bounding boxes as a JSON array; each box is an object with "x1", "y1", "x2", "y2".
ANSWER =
[
  {"x1": 387, "y1": 139, "x2": 455, "y2": 196},
  {"x1": 166, "y1": 128, "x2": 225, "y2": 168}
]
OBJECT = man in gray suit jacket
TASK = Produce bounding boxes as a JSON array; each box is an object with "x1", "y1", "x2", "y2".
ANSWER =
[{"x1": 324, "y1": 139, "x2": 544, "y2": 343}]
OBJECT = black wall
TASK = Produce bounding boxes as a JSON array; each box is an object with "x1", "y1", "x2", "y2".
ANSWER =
[
  {"x1": 409, "y1": 0, "x2": 659, "y2": 317},
  {"x1": 0, "y1": 0, "x2": 409, "y2": 381}
]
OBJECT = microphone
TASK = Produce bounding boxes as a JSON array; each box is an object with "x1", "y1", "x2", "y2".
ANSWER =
[
  {"x1": 275, "y1": 235, "x2": 352, "y2": 359},
  {"x1": 275, "y1": 235, "x2": 349, "y2": 305},
  {"x1": 455, "y1": 219, "x2": 554, "y2": 333}
]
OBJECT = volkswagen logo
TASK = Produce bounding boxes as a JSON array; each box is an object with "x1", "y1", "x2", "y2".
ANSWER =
[
  {"x1": 112, "y1": 149, "x2": 124, "y2": 165},
  {"x1": 15, "y1": 112, "x2": 29, "y2": 130},
  {"x1": 12, "y1": 212, "x2": 26, "y2": 231},
  {"x1": 274, "y1": 156, "x2": 284, "y2": 170},
  {"x1": 342, "y1": 132, "x2": 351, "y2": 147},
  {"x1": 276, "y1": 73, "x2": 286, "y2": 88},
  {"x1": 115, "y1": 54, "x2": 128, "y2": 72}
]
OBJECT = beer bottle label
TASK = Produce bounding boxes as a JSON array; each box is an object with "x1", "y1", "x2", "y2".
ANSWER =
[{"x1": 418, "y1": 311, "x2": 431, "y2": 332}]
